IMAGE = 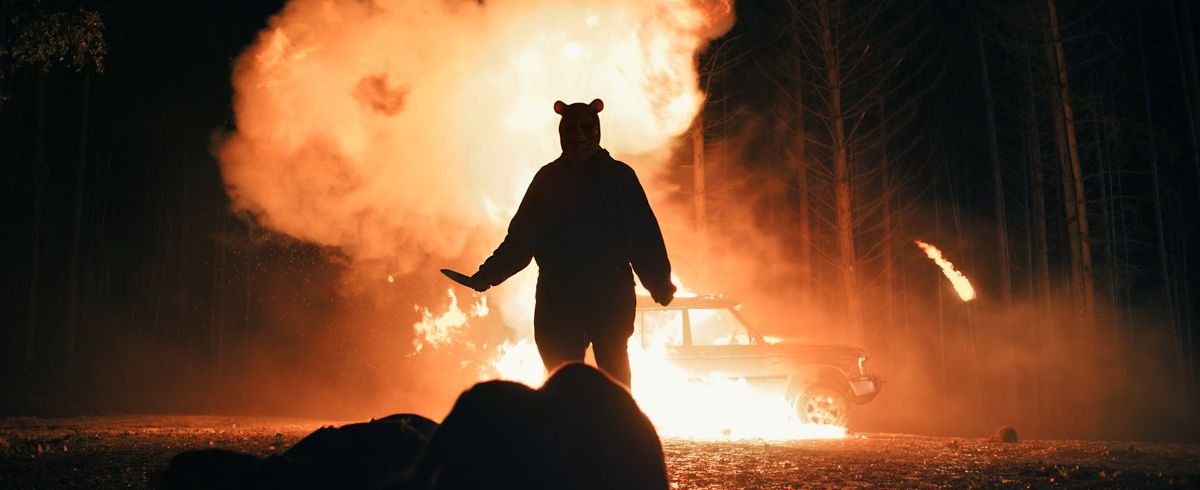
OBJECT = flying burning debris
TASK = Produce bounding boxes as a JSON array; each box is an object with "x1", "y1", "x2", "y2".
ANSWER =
[{"x1": 914, "y1": 240, "x2": 976, "y2": 302}]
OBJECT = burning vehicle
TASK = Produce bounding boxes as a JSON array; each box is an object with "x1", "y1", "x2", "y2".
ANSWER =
[{"x1": 633, "y1": 294, "x2": 880, "y2": 428}]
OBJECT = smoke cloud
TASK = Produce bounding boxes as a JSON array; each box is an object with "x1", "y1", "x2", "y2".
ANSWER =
[
  {"x1": 219, "y1": 0, "x2": 732, "y2": 273},
  {"x1": 215, "y1": 0, "x2": 734, "y2": 418}
]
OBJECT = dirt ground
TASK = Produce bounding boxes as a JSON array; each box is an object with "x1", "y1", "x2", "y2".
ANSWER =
[{"x1": 1, "y1": 415, "x2": 1198, "y2": 489}]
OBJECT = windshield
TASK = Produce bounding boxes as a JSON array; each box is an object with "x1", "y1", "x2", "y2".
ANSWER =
[
  {"x1": 689, "y1": 308, "x2": 751, "y2": 346},
  {"x1": 638, "y1": 309, "x2": 684, "y2": 347}
]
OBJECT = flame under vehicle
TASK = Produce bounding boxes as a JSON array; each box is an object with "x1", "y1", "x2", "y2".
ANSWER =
[{"x1": 634, "y1": 295, "x2": 880, "y2": 427}]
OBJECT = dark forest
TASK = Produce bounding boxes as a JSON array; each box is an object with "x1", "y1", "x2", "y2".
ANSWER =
[{"x1": 3, "y1": 0, "x2": 1199, "y2": 444}]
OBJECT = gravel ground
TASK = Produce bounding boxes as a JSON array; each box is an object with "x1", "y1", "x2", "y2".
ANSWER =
[{"x1": 1, "y1": 415, "x2": 1198, "y2": 489}]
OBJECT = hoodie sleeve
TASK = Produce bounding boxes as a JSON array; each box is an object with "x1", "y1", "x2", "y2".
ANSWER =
[
  {"x1": 473, "y1": 170, "x2": 544, "y2": 286},
  {"x1": 620, "y1": 166, "x2": 673, "y2": 297}
]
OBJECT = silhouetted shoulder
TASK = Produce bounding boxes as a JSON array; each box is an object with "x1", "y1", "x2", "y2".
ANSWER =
[
  {"x1": 606, "y1": 157, "x2": 642, "y2": 183},
  {"x1": 537, "y1": 363, "x2": 669, "y2": 490},
  {"x1": 158, "y1": 448, "x2": 262, "y2": 490},
  {"x1": 409, "y1": 380, "x2": 542, "y2": 490}
]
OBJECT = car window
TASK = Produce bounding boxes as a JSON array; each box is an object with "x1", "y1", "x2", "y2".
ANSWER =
[
  {"x1": 688, "y1": 308, "x2": 750, "y2": 346},
  {"x1": 639, "y1": 309, "x2": 683, "y2": 347}
]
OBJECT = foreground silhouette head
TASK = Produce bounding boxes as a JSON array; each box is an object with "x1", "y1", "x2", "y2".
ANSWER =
[
  {"x1": 407, "y1": 380, "x2": 542, "y2": 490},
  {"x1": 554, "y1": 99, "x2": 603, "y2": 162},
  {"x1": 410, "y1": 363, "x2": 668, "y2": 490},
  {"x1": 537, "y1": 363, "x2": 669, "y2": 490}
]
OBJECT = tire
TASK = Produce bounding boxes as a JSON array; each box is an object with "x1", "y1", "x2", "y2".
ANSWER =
[{"x1": 793, "y1": 384, "x2": 850, "y2": 426}]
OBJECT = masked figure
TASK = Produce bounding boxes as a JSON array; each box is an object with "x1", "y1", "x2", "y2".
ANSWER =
[{"x1": 466, "y1": 99, "x2": 675, "y2": 387}]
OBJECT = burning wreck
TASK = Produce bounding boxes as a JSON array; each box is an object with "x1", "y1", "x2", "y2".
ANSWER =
[
  {"x1": 631, "y1": 294, "x2": 880, "y2": 429},
  {"x1": 214, "y1": 0, "x2": 878, "y2": 442}
]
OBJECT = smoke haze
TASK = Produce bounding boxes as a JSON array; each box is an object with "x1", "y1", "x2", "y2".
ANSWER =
[{"x1": 213, "y1": 0, "x2": 733, "y2": 419}]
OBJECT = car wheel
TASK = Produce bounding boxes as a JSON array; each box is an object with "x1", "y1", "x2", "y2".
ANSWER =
[{"x1": 793, "y1": 385, "x2": 850, "y2": 426}]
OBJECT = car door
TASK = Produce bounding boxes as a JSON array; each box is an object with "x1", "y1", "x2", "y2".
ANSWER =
[{"x1": 669, "y1": 307, "x2": 784, "y2": 385}]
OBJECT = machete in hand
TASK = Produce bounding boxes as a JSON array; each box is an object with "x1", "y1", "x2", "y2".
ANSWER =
[{"x1": 441, "y1": 268, "x2": 485, "y2": 291}]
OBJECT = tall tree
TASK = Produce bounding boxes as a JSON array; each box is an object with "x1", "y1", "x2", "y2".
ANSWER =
[
  {"x1": 1023, "y1": 57, "x2": 1052, "y2": 311},
  {"x1": 975, "y1": 5, "x2": 1013, "y2": 306},
  {"x1": 5, "y1": 4, "x2": 106, "y2": 374},
  {"x1": 1174, "y1": 0, "x2": 1200, "y2": 200},
  {"x1": 1043, "y1": 0, "x2": 1095, "y2": 328},
  {"x1": 785, "y1": 0, "x2": 933, "y2": 341},
  {"x1": 817, "y1": 0, "x2": 863, "y2": 338}
]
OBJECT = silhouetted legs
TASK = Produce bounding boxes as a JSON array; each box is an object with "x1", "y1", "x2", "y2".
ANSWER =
[
  {"x1": 590, "y1": 329, "x2": 632, "y2": 388},
  {"x1": 534, "y1": 322, "x2": 632, "y2": 388}
]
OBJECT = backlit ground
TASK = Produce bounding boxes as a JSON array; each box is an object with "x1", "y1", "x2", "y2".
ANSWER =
[{"x1": 1, "y1": 416, "x2": 1198, "y2": 488}]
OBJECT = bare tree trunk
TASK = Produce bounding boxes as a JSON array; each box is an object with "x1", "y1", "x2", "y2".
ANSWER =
[
  {"x1": 65, "y1": 69, "x2": 92, "y2": 374},
  {"x1": 818, "y1": 0, "x2": 863, "y2": 341},
  {"x1": 1040, "y1": 8, "x2": 1080, "y2": 312},
  {"x1": 24, "y1": 71, "x2": 47, "y2": 375},
  {"x1": 692, "y1": 111, "x2": 709, "y2": 285},
  {"x1": 1170, "y1": 0, "x2": 1200, "y2": 403},
  {"x1": 976, "y1": 7, "x2": 1012, "y2": 306},
  {"x1": 1175, "y1": 0, "x2": 1200, "y2": 199},
  {"x1": 796, "y1": 127, "x2": 812, "y2": 302},
  {"x1": 1024, "y1": 59, "x2": 1052, "y2": 310},
  {"x1": 1046, "y1": 0, "x2": 1094, "y2": 328},
  {"x1": 794, "y1": 62, "x2": 812, "y2": 302},
  {"x1": 1097, "y1": 103, "x2": 1127, "y2": 339},
  {"x1": 1046, "y1": 55, "x2": 1082, "y2": 316},
  {"x1": 1019, "y1": 118, "x2": 1045, "y2": 433},
  {"x1": 1108, "y1": 112, "x2": 1135, "y2": 346},
  {"x1": 1099, "y1": 96, "x2": 1123, "y2": 338},
  {"x1": 880, "y1": 98, "x2": 894, "y2": 332},
  {"x1": 1023, "y1": 56, "x2": 1050, "y2": 433},
  {"x1": 1175, "y1": 219, "x2": 1198, "y2": 402}
]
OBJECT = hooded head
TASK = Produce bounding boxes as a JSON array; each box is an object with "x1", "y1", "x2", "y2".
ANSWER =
[{"x1": 554, "y1": 99, "x2": 603, "y2": 162}]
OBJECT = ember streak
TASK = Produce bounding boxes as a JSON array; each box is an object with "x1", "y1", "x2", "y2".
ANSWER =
[{"x1": 914, "y1": 240, "x2": 977, "y2": 302}]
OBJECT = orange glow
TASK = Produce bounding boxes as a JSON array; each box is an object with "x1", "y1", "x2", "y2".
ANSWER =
[
  {"x1": 418, "y1": 271, "x2": 849, "y2": 439},
  {"x1": 474, "y1": 276, "x2": 848, "y2": 441},
  {"x1": 412, "y1": 289, "x2": 488, "y2": 353},
  {"x1": 914, "y1": 240, "x2": 976, "y2": 302},
  {"x1": 220, "y1": 0, "x2": 735, "y2": 270},
  {"x1": 222, "y1": 0, "x2": 783, "y2": 436},
  {"x1": 482, "y1": 337, "x2": 847, "y2": 440}
]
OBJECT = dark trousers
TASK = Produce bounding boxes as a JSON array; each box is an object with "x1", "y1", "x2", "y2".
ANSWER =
[{"x1": 534, "y1": 322, "x2": 632, "y2": 388}]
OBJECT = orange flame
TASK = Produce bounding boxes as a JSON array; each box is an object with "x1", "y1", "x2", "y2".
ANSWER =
[
  {"x1": 223, "y1": 0, "x2": 832, "y2": 439},
  {"x1": 412, "y1": 289, "x2": 489, "y2": 353},
  {"x1": 479, "y1": 277, "x2": 848, "y2": 440},
  {"x1": 483, "y1": 339, "x2": 847, "y2": 440},
  {"x1": 914, "y1": 240, "x2": 976, "y2": 302}
]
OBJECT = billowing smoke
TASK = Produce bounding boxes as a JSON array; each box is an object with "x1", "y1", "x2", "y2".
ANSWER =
[
  {"x1": 220, "y1": 0, "x2": 731, "y2": 272},
  {"x1": 215, "y1": 0, "x2": 734, "y2": 418}
]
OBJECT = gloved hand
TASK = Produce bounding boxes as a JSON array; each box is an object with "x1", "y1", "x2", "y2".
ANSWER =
[
  {"x1": 467, "y1": 273, "x2": 491, "y2": 293},
  {"x1": 651, "y1": 283, "x2": 676, "y2": 306}
]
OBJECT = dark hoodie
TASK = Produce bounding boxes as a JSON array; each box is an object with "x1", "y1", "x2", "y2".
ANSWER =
[{"x1": 473, "y1": 148, "x2": 673, "y2": 332}]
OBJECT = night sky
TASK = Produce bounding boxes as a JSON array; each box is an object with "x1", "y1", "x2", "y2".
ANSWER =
[{"x1": 3, "y1": 0, "x2": 1199, "y2": 441}]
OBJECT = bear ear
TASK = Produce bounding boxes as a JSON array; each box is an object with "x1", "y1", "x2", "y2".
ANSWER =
[
  {"x1": 590, "y1": 98, "x2": 604, "y2": 113},
  {"x1": 554, "y1": 100, "x2": 567, "y2": 115}
]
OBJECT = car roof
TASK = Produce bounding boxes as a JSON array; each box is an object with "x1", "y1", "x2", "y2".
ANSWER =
[{"x1": 635, "y1": 294, "x2": 739, "y2": 309}]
